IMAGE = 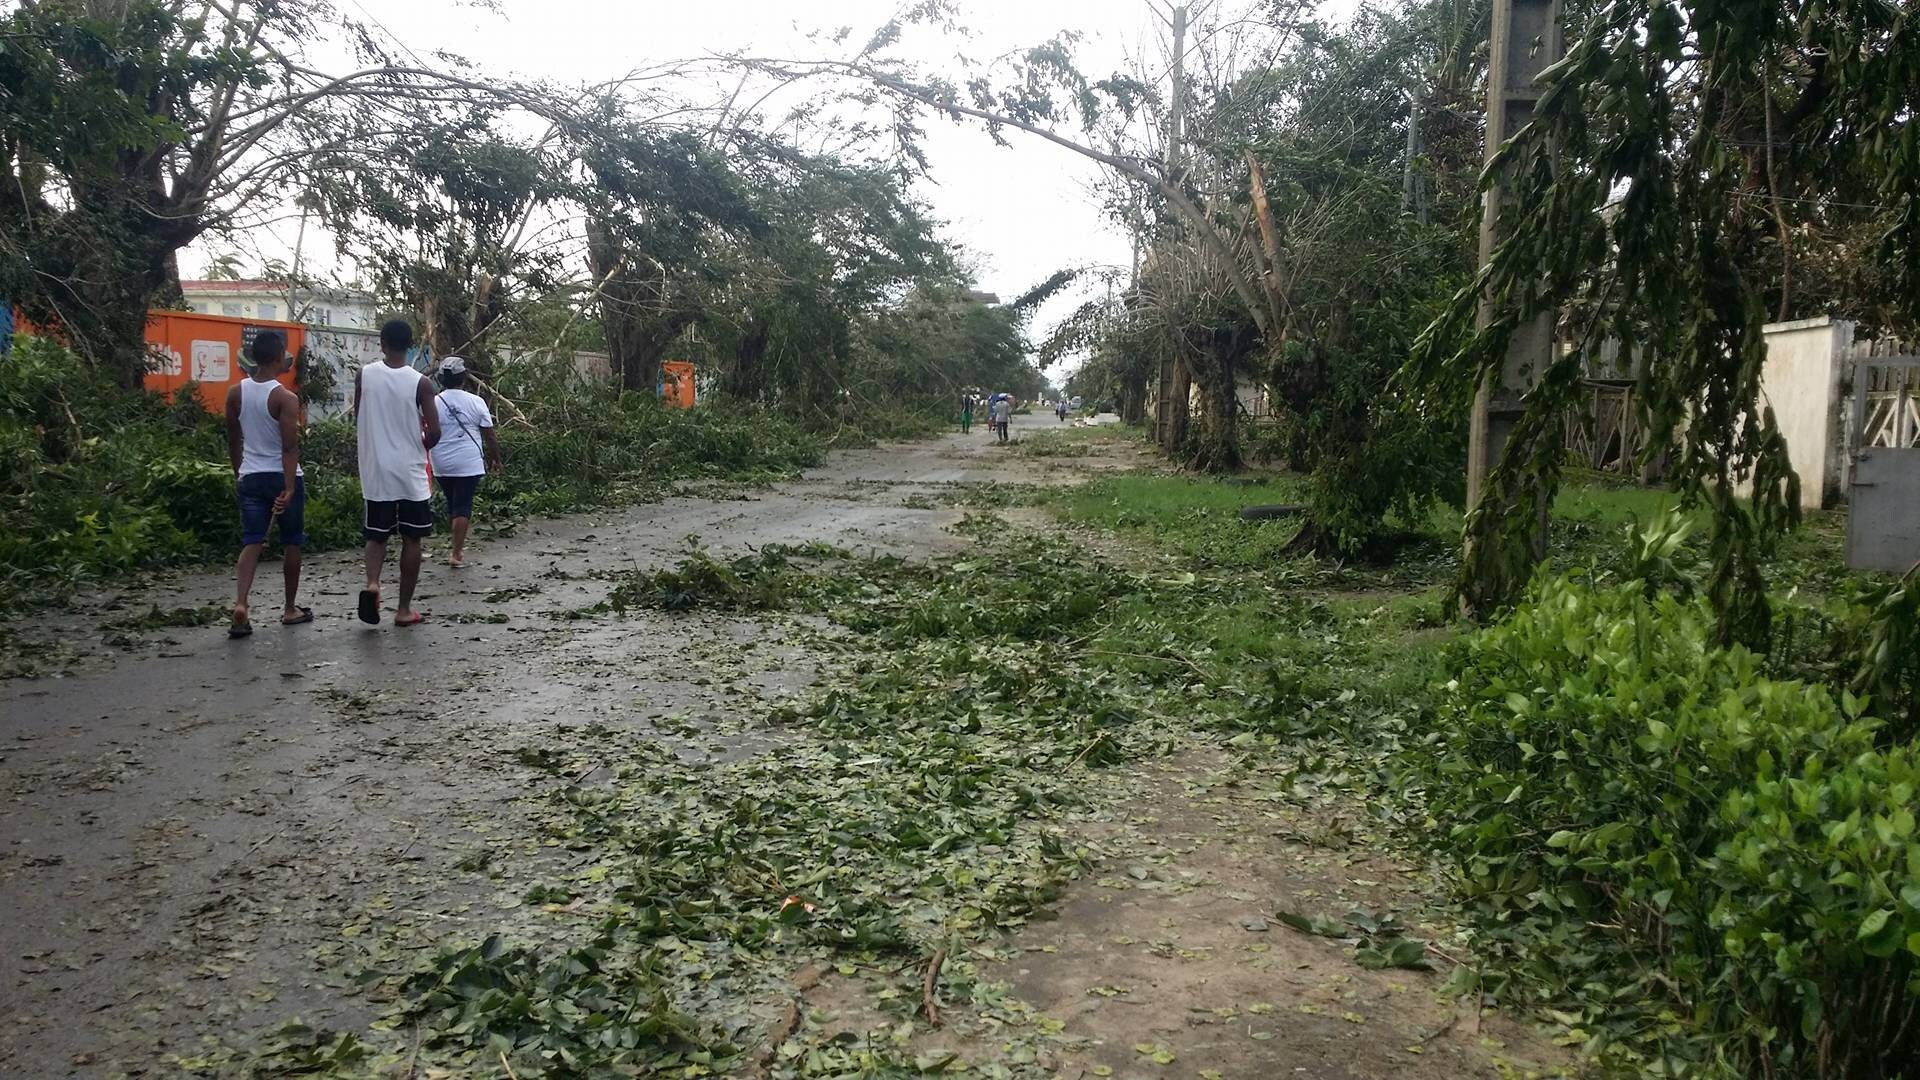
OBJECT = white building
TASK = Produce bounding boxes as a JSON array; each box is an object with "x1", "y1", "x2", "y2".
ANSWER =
[
  {"x1": 180, "y1": 279, "x2": 377, "y2": 330},
  {"x1": 181, "y1": 280, "x2": 381, "y2": 416}
]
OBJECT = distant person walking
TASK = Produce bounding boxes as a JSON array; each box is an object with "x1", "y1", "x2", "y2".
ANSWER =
[
  {"x1": 355, "y1": 320, "x2": 441, "y2": 627},
  {"x1": 223, "y1": 331, "x2": 308, "y2": 637},
  {"x1": 960, "y1": 394, "x2": 974, "y2": 435},
  {"x1": 430, "y1": 358, "x2": 500, "y2": 569},
  {"x1": 991, "y1": 394, "x2": 1013, "y2": 443}
]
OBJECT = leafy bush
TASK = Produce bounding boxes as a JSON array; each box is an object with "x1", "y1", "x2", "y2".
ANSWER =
[
  {"x1": 1420, "y1": 573, "x2": 1919, "y2": 1075},
  {"x1": 0, "y1": 336, "x2": 228, "y2": 607},
  {"x1": 1768, "y1": 571, "x2": 1920, "y2": 748}
]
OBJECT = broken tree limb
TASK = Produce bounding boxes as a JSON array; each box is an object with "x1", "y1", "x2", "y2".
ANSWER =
[
  {"x1": 922, "y1": 946, "x2": 948, "y2": 1027},
  {"x1": 750, "y1": 998, "x2": 803, "y2": 1079},
  {"x1": 731, "y1": 56, "x2": 1275, "y2": 337},
  {"x1": 1066, "y1": 732, "x2": 1109, "y2": 770}
]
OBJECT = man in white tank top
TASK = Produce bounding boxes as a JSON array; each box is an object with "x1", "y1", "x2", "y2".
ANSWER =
[
  {"x1": 354, "y1": 320, "x2": 442, "y2": 626},
  {"x1": 222, "y1": 331, "x2": 308, "y2": 637}
]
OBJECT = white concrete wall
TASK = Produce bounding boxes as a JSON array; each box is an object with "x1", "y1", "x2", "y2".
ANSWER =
[
  {"x1": 303, "y1": 325, "x2": 383, "y2": 418},
  {"x1": 1235, "y1": 377, "x2": 1269, "y2": 419},
  {"x1": 1747, "y1": 317, "x2": 1855, "y2": 511},
  {"x1": 495, "y1": 347, "x2": 613, "y2": 383}
]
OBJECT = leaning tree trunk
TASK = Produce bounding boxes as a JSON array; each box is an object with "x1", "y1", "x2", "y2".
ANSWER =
[
  {"x1": 1119, "y1": 376, "x2": 1147, "y2": 424},
  {"x1": 463, "y1": 271, "x2": 505, "y2": 367},
  {"x1": 420, "y1": 291, "x2": 472, "y2": 365},
  {"x1": 1179, "y1": 323, "x2": 1252, "y2": 473},
  {"x1": 1162, "y1": 353, "x2": 1192, "y2": 452},
  {"x1": 586, "y1": 222, "x2": 686, "y2": 394},
  {"x1": 604, "y1": 300, "x2": 686, "y2": 396},
  {"x1": 724, "y1": 321, "x2": 769, "y2": 401},
  {"x1": 1186, "y1": 356, "x2": 1243, "y2": 472}
]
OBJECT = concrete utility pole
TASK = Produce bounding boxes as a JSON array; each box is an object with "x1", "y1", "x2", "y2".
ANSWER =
[
  {"x1": 1151, "y1": 2, "x2": 1190, "y2": 448},
  {"x1": 1466, "y1": 0, "x2": 1564, "y2": 528},
  {"x1": 1166, "y1": 3, "x2": 1188, "y2": 179},
  {"x1": 1401, "y1": 84, "x2": 1427, "y2": 226}
]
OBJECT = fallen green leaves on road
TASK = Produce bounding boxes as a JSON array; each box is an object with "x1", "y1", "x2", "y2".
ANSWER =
[{"x1": 252, "y1": 528, "x2": 1264, "y2": 1077}]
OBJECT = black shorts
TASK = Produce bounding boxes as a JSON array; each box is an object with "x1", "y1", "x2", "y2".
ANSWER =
[
  {"x1": 438, "y1": 474, "x2": 482, "y2": 519},
  {"x1": 363, "y1": 499, "x2": 433, "y2": 542}
]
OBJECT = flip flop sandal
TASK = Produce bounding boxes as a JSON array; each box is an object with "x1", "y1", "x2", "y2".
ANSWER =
[
  {"x1": 393, "y1": 612, "x2": 428, "y2": 628},
  {"x1": 357, "y1": 590, "x2": 380, "y2": 625},
  {"x1": 228, "y1": 621, "x2": 253, "y2": 639},
  {"x1": 281, "y1": 606, "x2": 314, "y2": 626}
]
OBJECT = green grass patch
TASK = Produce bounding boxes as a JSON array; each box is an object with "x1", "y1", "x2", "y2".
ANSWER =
[
  {"x1": 1011, "y1": 423, "x2": 1145, "y2": 458},
  {"x1": 1049, "y1": 471, "x2": 1311, "y2": 570}
]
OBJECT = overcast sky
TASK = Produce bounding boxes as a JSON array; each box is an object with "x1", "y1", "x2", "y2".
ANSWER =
[{"x1": 185, "y1": 0, "x2": 1211, "y2": 370}]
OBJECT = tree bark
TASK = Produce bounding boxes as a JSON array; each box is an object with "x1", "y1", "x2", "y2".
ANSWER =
[
  {"x1": 1175, "y1": 321, "x2": 1255, "y2": 473},
  {"x1": 1119, "y1": 376, "x2": 1147, "y2": 424},
  {"x1": 1186, "y1": 349, "x2": 1243, "y2": 472},
  {"x1": 725, "y1": 321, "x2": 770, "y2": 400},
  {"x1": 1163, "y1": 353, "x2": 1192, "y2": 452},
  {"x1": 587, "y1": 221, "x2": 686, "y2": 394}
]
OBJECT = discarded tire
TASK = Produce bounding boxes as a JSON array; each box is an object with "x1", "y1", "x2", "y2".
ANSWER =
[{"x1": 1238, "y1": 504, "x2": 1307, "y2": 522}]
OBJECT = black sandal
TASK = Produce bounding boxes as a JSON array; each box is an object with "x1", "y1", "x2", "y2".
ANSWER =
[
  {"x1": 228, "y1": 621, "x2": 253, "y2": 639},
  {"x1": 357, "y1": 590, "x2": 380, "y2": 625},
  {"x1": 281, "y1": 607, "x2": 314, "y2": 626}
]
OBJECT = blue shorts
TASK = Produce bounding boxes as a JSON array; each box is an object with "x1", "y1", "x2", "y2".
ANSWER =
[
  {"x1": 237, "y1": 472, "x2": 307, "y2": 547},
  {"x1": 438, "y1": 474, "x2": 482, "y2": 519}
]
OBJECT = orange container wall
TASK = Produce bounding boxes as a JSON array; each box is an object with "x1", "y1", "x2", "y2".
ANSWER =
[
  {"x1": 661, "y1": 360, "x2": 696, "y2": 409},
  {"x1": 143, "y1": 311, "x2": 305, "y2": 412}
]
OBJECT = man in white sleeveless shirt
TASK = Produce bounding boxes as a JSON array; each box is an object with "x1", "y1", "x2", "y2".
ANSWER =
[
  {"x1": 223, "y1": 331, "x2": 308, "y2": 637},
  {"x1": 354, "y1": 320, "x2": 442, "y2": 626}
]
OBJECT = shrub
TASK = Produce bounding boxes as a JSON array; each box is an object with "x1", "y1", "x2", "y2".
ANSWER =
[
  {"x1": 0, "y1": 337, "x2": 230, "y2": 607},
  {"x1": 1420, "y1": 573, "x2": 1919, "y2": 1076},
  {"x1": 1769, "y1": 573, "x2": 1920, "y2": 748}
]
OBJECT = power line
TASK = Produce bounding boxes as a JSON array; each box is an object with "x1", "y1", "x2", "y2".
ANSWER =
[
  {"x1": 343, "y1": 0, "x2": 429, "y2": 69},
  {"x1": 1724, "y1": 189, "x2": 1901, "y2": 214}
]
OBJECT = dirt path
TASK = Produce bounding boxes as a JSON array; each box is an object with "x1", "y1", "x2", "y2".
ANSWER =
[{"x1": 1, "y1": 417, "x2": 1558, "y2": 1079}]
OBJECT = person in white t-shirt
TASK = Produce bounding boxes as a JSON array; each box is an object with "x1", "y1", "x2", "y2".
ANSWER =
[
  {"x1": 222, "y1": 331, "x2": 308, "y2": 637},
  {"x1": 429, "y1": 358, "x2": 501, "y2": 568},
  {"x1": 354, "y1": 320, "x2": 441, "y2": 626}
]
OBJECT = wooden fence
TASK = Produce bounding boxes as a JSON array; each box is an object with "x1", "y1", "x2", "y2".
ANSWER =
[
  {"x1": 1850, "y1": 335, "x2": 1920, "y2": 451},
  {"x1": 1564, "y1": 378, "x2": 1645, "y2": 475}
]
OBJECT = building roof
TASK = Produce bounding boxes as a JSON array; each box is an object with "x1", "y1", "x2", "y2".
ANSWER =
[{"x1": 180, "y1": 279, "x2": 372, "y2": 301}]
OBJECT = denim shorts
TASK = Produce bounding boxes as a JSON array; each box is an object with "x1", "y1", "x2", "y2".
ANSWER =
[
  {"x1": 438, "y1": 474, "x2": 482, "y2": 519},
  {"x1": 237, "y1": 472, "x2": 307, "y2": 547}
]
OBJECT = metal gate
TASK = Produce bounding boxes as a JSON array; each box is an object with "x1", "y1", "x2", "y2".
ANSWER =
[{"x1": 1847, "y1": 355, "x2": 1920, "y2": 572}]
